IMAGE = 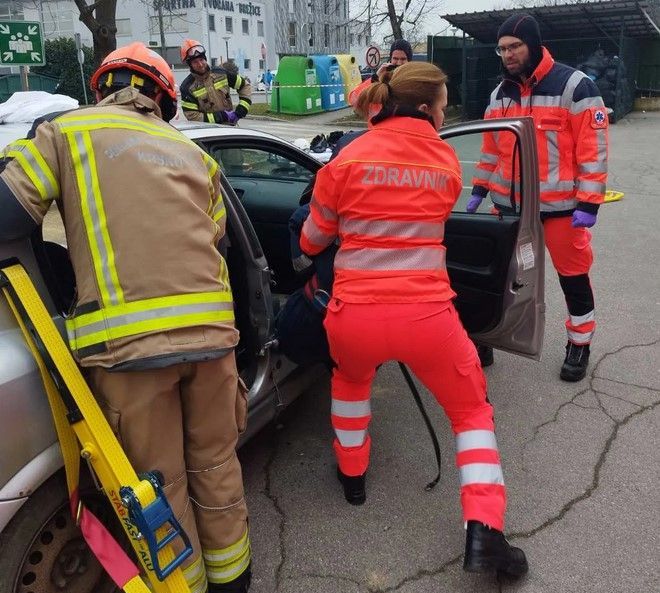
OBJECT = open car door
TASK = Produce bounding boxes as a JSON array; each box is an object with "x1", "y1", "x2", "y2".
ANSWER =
[{"x1": 440, "y1": 117, "x2": 545, "y2": 359}]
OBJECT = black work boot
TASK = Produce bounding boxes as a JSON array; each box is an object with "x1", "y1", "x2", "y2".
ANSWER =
[
  {"x1": 477, "y1": 345, "x2": 494, "y2": 368},
  {"x1": 336, "y1": 467, "x2": 366, "y2": 505},
  {"x1": 208, "y1": 563, "x2": 251, "y2": 592},
  {"x1": 463, "y1": 521, "x2": 528, "y2": 578},
  {"x1": 560, "y1": 342, "x2": 590, "y2": 382}
]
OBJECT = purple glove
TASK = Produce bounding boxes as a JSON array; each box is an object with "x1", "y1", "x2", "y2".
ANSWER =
[
  {"x1": 224, "y1": 110, "x2": 239, "y2": 125},
  {"x1": 572, "y1": 210, "x2": 597, "y2": 228},
  {"x1": 466, "y1": 194, "x2": 484, "y2": 213}
]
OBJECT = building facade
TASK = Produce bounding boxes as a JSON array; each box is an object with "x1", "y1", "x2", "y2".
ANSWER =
[{"x1": 0, "y1": 0, "x2": 353, "y2": 84}]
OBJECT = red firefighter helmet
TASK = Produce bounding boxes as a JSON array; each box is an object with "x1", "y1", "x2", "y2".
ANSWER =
[
  {"x1": 180, "y1": 39, "x2": 206, "y2": 64},
  {"x1": 90, "y1": 42, "x2": 177, "y2": 121}
]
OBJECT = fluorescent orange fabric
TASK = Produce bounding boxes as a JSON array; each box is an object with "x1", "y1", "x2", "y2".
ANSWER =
[{"x1": 300, "y1": 116, "x2": 462, "y2": 304}]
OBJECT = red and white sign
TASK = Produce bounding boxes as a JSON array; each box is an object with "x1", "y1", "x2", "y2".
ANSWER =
[{"x1": 365, "y1": 45, "x2": 380, "y2": 69}]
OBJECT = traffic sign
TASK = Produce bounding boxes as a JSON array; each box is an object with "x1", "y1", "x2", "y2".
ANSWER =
[
  {"x1": 365, "y1": 46, "x2": 380, "y2": 69},
  {"x1": 0, "y1": 20, "x2": 45, "y2": 66}
]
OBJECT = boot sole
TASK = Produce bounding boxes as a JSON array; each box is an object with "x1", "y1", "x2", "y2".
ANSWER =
[
  {"x1": 560, "y1": 368, "x2": 587, "y2": 382},
  {"x1": 464, "y1": 555, "x2": 529, "y2": 578}
]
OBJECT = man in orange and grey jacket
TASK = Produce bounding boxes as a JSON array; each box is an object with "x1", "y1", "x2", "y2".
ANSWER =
[
  {"x1": 180, "y1": 39, "x2": 252, "y2": 125},
  {"x1": 468, "y1": 14, "x2": 608, "y2": 382},
  {"x1": 0, "y1": 43, "x2": 251, "y2": 593}
]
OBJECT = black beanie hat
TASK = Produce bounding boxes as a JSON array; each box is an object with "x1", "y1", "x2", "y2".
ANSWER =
[
  {"x1": 390, "y1": 39, "x2": 413, "y2": 62},
  {"x1": 497, "y1": 14, "x2": 541, "y2": 50}
]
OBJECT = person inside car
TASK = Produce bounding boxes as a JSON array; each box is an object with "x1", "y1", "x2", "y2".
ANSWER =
[
  {"x1": 0, "y1": 43, "x2": 252, "y2": 593},
  {"x1": 300, "y1": 61, "x2": 528, "y2": 580}
]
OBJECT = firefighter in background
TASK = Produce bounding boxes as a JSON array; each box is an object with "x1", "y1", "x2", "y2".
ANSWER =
[
  {"x1": 300, "y1": 62, "x2": 528, "y2": 579},
  {"x1": 0, "y1": 43, "x2": 251, "y2": 593},
  {"x1": 180, "y1": 39, "x2": 252, "y2": 125},
  {"x1": 468, "y1": 14, "x2": 608, "y2": 381}
]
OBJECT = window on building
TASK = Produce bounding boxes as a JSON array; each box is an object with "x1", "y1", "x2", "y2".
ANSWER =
[
  {"x1": 309, "y1": 23, "x2": 314, "y2": 47},
  {"x1": 208, "y1": 14, "x2": 215, "y2": 32},
  {"x1": 259, "y1": 58, "x2": 265, "y2": 70},
  {"x1": 0, "y1": 0, "x2": 23, "y2": 19},
  {"x1": 324, "y1": 0, "x2": 329, "y2": 15},
  {"x1": 115, "y1": 18, "x2": 131, "y2": 36},
  {"x1": 324, "y1": 23, "x2": 329, "y2": 47},
  {"x1": 41, "y1": 1, "x2": 73, "y2": 39},
  {"x1": 226, "y1": 17, "x2": 233, "y2": 33},
  {"x1": 244, "y1": 58, "x2": 251, "y2": 70},
  {"x1": 350, "y1": 33, "x2": 354, "y2": 45},
  {"x1": 343, "y1": 0, "x2": 347, "y2": 19},
  {"x1": 288, "y1": 0, "x2": 294, "y2": 14},
  {"x1": 257, "y1": 20, "x2": 264, "y2": 37},
  {"x1": 288, "y1": 21, "x2": 296, "y2": 47},
  {"x1": 307, "y1": 0, "x2": 313, "y2": 15},
  {"x1": 149, "y1": 14, "x2": 188, "y2": 34},
  {"x1": 242, "y1": 19, "x2": 249, "y2": 34}
]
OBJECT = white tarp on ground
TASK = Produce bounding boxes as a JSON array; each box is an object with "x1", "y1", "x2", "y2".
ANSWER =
[{"x1": 0, "y1": 91, "x2": 78, "y2": 123}]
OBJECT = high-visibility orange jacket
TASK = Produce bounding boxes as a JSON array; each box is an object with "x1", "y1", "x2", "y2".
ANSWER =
[
  {"x1": 472, "y1": 47, "x2": 608, "y2": 217},
  {"x1": 300, "y1": 114, "x2": 462, "y2": 303}
]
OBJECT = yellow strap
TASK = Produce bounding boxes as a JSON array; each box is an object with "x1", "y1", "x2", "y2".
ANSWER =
[{"x1": 0, "y1": 264, "x2": 191, "y2": 593}]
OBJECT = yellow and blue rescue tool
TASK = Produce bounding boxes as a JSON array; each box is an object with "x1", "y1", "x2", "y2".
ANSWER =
[{"x1": 0, "y1": 260, "x2": 193, "y2": 593}]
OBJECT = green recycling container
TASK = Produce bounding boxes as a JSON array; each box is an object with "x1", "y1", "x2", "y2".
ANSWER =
[{"x1": 270, "y1": 56, "x2": 323, "y2": 115}]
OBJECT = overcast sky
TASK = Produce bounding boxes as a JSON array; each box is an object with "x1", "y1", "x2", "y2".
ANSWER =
[{"x1": 423, "y1": 0, "x2": 511, "y2": 36}]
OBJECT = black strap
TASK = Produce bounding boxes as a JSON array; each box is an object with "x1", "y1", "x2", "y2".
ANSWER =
[{"x1": 397, "y1": 362, "x2": 441, "y2": 490}]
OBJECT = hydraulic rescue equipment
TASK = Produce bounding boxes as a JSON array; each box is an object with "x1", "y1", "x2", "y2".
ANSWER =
[{"x1": 0, "y1": 261, "x2": 192, "y2": 593}]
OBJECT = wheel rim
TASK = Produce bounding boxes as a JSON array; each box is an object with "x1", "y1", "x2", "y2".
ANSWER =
[{"x1": 15, "y1": 496, "x2": 118, "y2": 593}]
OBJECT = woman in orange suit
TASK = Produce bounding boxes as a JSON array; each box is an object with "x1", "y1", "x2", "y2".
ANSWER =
[{"x1": 300, "y1": 62, "x2": 528, "y2": 579}]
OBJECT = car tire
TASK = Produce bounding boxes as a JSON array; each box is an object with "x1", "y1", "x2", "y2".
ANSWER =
[{"x1": 0, "y1": 471, "x2": 121, "y2": 593}]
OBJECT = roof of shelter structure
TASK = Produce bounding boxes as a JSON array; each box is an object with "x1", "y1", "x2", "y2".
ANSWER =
[{"x1": 442, "y1": 0, "x2": 660, "y2": 43}]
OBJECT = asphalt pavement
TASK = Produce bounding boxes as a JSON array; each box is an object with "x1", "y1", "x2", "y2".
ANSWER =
[{"x1": 237, "y1": 111, "x2": 660, "y2": 593}]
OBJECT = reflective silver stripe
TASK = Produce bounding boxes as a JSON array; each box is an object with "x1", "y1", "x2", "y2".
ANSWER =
[
  {"x1": 569, "y1": 310, "x2": 595, "y2": 326},
  {"x1": 577, "y1": 180, "x2": 606, "y2": 194},
  {"x1": 207, "y1": 553, "x2": 251, "y2": 583},
  {"x1": 332, "y1": 399, "x2": 371, "y2": 418},
  {"x1": 561, "y1": 70, "x2": 588, "y2": 106},
  {"x1": 302, "y1": 216, "x2": 334, "y2": 247},
  {"x1": 70, "y1": 300, "x2": 234, "y2": 340},
  {"x1": 313, "y1": 201, "x2": 337, "y2": 223},
  {"x1": 339, "y1": 219, "x2": 445, "y2": 240},
  {"x1": 519, "y1": 95, "x2": 531, "y2": 108},
  {"x1": 579, "y1": 162, "x2": 608, "y2": 174},
  {"x1": 74, "y1": 131, "x2": 120, "y2": 306},
  {"x1": 540, "y1": 198, "x2": 578, "y2": 212},
  {"x1": 456, "y1": 430, "x2": 498, "y2": 453},
  {"x1": 459, "y1": 463, "x2": 504, "y2": 487},
  {"x1": 491, "y1": 190, "x2": 514, "y2": 208},
  {"x1": 8, "y1": 141, "x2": 59, "y2": 200},
  {"x1": 335, "y1": 428, "x2": 368, "y2": 447},
  {"x1": 546, "y1": 130, "x2": 560, "y2": 187},
  {"x1": 531, "y1": 94, "x2": 562, "y2": 108},
  {"x1": 540, "y1": 180, "x2": 576, "y2": 192},
  {"x1": 335, "y1": 247, "x2": 445, "y2": 271},
  {"x1": 487, "y1": 171, "x2": 519, "y2": 193},
  {"x1": 292, "y1": 253, "x2": 313, "y2": 272},
  {"x1": 570, "y1": 96, "x2": 605, "y2": 114},
  {"x1": 567, "y1": 329, "x2": 593, "y2": 344},
  {"x1": 479, "y1": 153, "x2": 498, "y2": 165},
  {"x1": 184, "y1": 557, "x2": 207, "y2": 593}
]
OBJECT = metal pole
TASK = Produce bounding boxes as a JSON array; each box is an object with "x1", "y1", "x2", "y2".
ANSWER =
[
  {"x1": 78, "y1": 59, "x2": 88, "y2": 105},
  {"x1": 461, "y1": 31, "x2": 467, "y2": 120},
  {"x1": 20, "y1": 66, "x2": 29, "y2": 91},
  {"x1": 158, "y1": 4, "x2": 167, "y2": 59},
  {"x1": 275, "y1": 81, "x2": 281, "y2": 113},
  {"x1": 75, "y1": 33, "x2": 88, "y2": 105}
]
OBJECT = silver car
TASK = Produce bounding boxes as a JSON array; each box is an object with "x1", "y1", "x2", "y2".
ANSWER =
[{"x1": 0, "y1": 117, "x2": 544, "y2": 592}]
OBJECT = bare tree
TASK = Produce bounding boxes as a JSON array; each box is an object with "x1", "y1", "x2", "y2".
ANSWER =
[
  {"x1": 72, "y1": 0, "x2": 118, "y2": 66},
  {"x1": 352, "y1": 0, "x2": 443, "y2": 43}
]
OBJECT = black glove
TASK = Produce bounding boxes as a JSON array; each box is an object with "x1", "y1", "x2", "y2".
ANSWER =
[{"x1": 235, "y1": 104, "x2": 248, "y2": 119}]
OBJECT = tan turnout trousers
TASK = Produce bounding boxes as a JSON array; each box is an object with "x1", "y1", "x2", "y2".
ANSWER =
[{"x1": 87, "y1": 351, "x2": 249, "y2": 593}]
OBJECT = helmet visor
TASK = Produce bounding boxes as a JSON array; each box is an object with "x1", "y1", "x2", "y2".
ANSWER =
[{"x1": 186, "y1": 45, "x2": 206, "y2": 60}]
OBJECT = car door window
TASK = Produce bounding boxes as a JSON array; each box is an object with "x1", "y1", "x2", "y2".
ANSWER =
[
  {"x1": 446, "y1": 130, "x2": 521, "y2": 216},
  {"x1": 213, "y1": 147, "x2": 314, "y2": 183}
]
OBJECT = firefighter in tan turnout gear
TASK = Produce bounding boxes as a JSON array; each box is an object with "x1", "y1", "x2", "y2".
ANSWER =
[
  {"x1": 0, "y1": 42, "x2": 252, "y2": 593},
  {"x1": 180, "y1": 39, "x2": 252, "y2": 125}
]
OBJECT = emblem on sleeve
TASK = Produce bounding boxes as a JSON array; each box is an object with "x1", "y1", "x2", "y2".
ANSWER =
[{"x1": 592, "y1": 108, "x2": 607, "y2": 128}]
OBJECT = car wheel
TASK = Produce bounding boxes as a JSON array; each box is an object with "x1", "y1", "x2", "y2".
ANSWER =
[{"x1": 0, "y1": 471, "x2": 120, "y2": 593}]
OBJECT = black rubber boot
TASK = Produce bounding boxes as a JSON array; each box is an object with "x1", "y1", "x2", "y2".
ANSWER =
[
  {"x1": 560, "y1": 342, "x2": 590, "y2": 382},
  {"x1": 207, "y1": 563, "x2": 251, "y2": 592},
  {"x1": 336, "y1": 467, "x2": 366, "y2": 505},
  {"x1": 477, "y1": 345, "x2": 494, "y2": 368},
  {"x1": 463, "y1": 521, "x2": 528, "y2": 578}
]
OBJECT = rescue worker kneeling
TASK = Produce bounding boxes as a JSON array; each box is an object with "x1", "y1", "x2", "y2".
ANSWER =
[
  {"x1": 0, "y1": 43, "x2": 251, "y2": 593},
  {"x1": 300, "y1": 62, "x2": 528, "y2": 578}
]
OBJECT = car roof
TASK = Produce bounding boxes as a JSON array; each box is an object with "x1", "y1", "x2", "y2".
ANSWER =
[{"x1": 172, "y1": 119, "x2": 287, "y2": 144}]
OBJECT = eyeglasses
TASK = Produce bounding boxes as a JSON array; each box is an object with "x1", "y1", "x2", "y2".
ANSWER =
[
  {"x1": 495, "y1": 41, "x2": 525, "y2": 56},
  {"x1": 186, "y1": 45, "x2": 206, "y2": 59}
]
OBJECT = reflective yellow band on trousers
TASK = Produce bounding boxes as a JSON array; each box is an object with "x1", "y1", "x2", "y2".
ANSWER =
[
  {"x1": 66, "y1": 291, "x2": 235, "y2": 350},
  {"x1": 203, "y1": 529, "x2": 251, "y2": 584}
]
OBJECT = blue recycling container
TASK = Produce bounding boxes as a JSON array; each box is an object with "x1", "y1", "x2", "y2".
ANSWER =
[{"x1": 311, "y1": 54, "x2": 347, "y2": 111}]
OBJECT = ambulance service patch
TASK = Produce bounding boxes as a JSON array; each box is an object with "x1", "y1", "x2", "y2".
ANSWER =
[{"x1": 591, "y1": 107, "x2": 607, "y2": 129}]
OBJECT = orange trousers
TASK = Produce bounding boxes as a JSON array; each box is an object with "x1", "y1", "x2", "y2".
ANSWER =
[
  {"x1": 544, "y1": 216, "x2": 596, "y2": 345},
  {"x1": 324, "y1": 299, "x2": 507, "y2": 530}
]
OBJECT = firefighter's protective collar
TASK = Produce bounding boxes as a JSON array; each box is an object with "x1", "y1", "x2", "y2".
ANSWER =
[{"x1": 99, "y1": 86, "x2": 163, "y2": 119}]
